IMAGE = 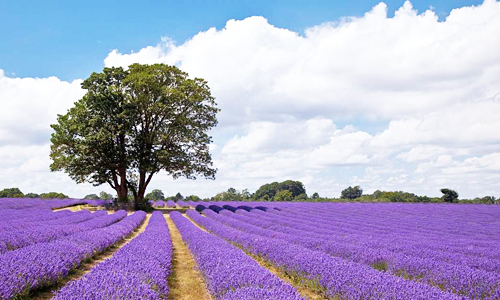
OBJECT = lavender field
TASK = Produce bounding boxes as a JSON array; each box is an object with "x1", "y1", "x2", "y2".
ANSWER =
[{"x1": 0, "y1": 198, "x2": 499, "y2": 299}]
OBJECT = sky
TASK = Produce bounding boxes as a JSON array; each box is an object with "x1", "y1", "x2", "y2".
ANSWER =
[{"x1": 1, "y1": 0, "x2": 499, "y2": 199}]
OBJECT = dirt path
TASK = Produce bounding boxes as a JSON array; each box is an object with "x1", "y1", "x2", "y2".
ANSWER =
[
  {"x1": 184, "y1": 213, "x2": 324, "y2": 300},
  {"x1": 32, "y1": 213, "x2": 151, "y2": 300},
  {"x1": 165, "y1": 214, "x2": 212, "y2": 300},
  {"x1": 245, "y1": 252, "x2": 325, "y2": 300},
  {"x1": 53, "y1": 204, "x2": 90, "y2": 212}
]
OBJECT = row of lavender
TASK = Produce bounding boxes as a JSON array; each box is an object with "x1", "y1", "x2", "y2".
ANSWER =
[
  {"x1": 189, "y1": 203, "x2": 499, "y2": 299},
  {"x1": 210, "y1": 206, "x2": 500, "y2": 299},
  {"x1": 0, "y1": 210, "x2": 146, "y2": 299},
  {"x1": 170, "y1": 211, "x2": 304, "y2": 299},
  {"x1": 187, "y1": 209, "x2": 460, "y2": 299},
  {"x1": 0, "y1": 210, "x2": 116, "y2": 252},
  {"x1": 0, "y1": 197, "x2": 86, "y2": 210},
  {"x1": 190, "y1": 202, "x2": 500, "y2": 299},
  {"x1": 54, "y1": 211, "x2": 173, "y2": 299}
]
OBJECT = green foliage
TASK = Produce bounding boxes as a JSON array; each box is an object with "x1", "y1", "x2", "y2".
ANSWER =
[
  {"x1": 212, "y1": 188, "x2": 251, "y2": 202},
  {"x1": 274, "y1": 190, "x2": 293, "y2": 201},
  {"x1": 279, "y1": 180, "x2": 306, "y2": 197},
  {"x1": 294, "y1": 193, "x2": 308, "y2": 201},
  {"x1": 24, "y1": 193, "x2": 40, "y2": 198},
  {"x1": 369, "y1": 190, "x2": 431, "y2": 202},
  {"x1": 254, "y1": 182, "x2": 279, "y2": 200},
  {"x1": 145, "y1": 189, "x2": 165, "y2": 201},
  {"x1": 476, "y1": 196, "x2": 496, "y2": 204},
  {"x1": 134, "y1": 199, "x2": 153, "y2": 212},
  {"x1": 185, "y1": 195, "x2": 201, "y2": 202},
  {"x1": 463, "y1": 196, "x2": 497, "y2": 204},
  {"x1": 441, "y1": 188, "x2": 459, "y2": 203},
  {"x1": 174, "y1": 193, "x2": 184, "y2": 201},
  {"x1": 311, "y1": 192, "x2": 320, "y2": 199},
  {"x1": 99, "y1": 191, "x2": 114, "y2": 200},
  {"x1": 40, "y1": 192, "x2": 69, "y2": 199},
  {"x1": 84, "y1": 194, "x2": 100, "y2": 200},
  {"x1": 50, "y1": 64, "x2": 219, "y2": 205},
  {"x1": 254, "y1": 180, "x2": 306, "y2": 201},
  {"x1": 340, "y1": 186, "x2": 363, "y2": 200},
  {"x1": 0, "y1": 188, "x2": 24, "y2": 198}
]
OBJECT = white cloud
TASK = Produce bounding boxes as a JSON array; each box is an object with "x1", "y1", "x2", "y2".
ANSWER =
[
  {"x1": 1, "y1": 1, "x2": 500, "y2": 199},
  {"x1": 0, "y1": 72, "x2": 84, "y2": 145},
  {"x1": 105, "y1": 0, "x2": 500, "y2": 125}
]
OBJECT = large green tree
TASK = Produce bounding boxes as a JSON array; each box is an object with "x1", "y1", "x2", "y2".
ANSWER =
[
  {"x1": 340, "y1": 186, "x2": 363, "y2": 200},
  {"x1": 50, "y1": 64, "x2": 219, "y2": 208},
  {"x1": 40, "y1": 192, "x2": 68, "y2": 199},
  {"x1": 0, "y1": 188, "x2": 24, "y2": 198},
  {"x1": 440, "y1": 188, "x2": 459, "y2": 203},
  {"x1": 145, "y1": 189, "x2": 165, "y2": 201},
  {"x1": 253, "y1": 180, "x2": 306, "y2": 201}
]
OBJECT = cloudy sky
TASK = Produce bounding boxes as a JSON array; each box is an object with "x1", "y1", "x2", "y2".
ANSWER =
[{"x1": 1, "y1": 0, "x2": 499, "y2": 199}]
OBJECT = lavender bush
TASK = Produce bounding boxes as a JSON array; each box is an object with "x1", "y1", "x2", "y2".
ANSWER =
[
  {"x1": 170, "y1": 211, "x2": 304, "y2": 299},
  {"x1": 54, "y1": 211, "x2": 172, "y2": 299},
  {"x1": 219, "y1": 207, "x2": 500, "y2": 298},
  {"x1": 154, "y1": 200, "x2": 165, "y2": 208},
  {"x1": 187, "y1": 209, "x2": 462, "y2": 300},
  {"x1": 0, "y1": 211, "x2": 145, "y2": 299},
  {"x1": 0, "y1": 210, "x2": 113, "y2": 253}
]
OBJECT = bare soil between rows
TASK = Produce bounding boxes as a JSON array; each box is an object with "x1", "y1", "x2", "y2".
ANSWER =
[{"x1": 165, "y1": 213, "x2": 212, "y2": 300}]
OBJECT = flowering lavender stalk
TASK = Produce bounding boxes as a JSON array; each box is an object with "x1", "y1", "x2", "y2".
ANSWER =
[
  {"x1": 187, "y1": 209, "x2": 463, "y2": 300},
  {"x1": 53, "y1": 211, "x2": 172, "y2": 300},
  {"x1": 0, "y1": 209, "x2": 76, "y2": 232},
  {"x1": 177, "y1": 200, "x2": 189, "y2": 207},
  {"x1": 170, "y1": 211, "x2": 304, "y2": 300},
  {"x1": 0, "y1": 198, "x2": 86, "y2": 210},
  {"x1": 166, "y1": 200, "x2": 176, "y2": 208},
  {"x1": 154, "y1": 200, "x2": 166, "y2": 208},
  {"x1": 0, "y1": 211, "x2": 145, "y2": 299},
  {"x1": 0, "y1": 210, "x2": 111, "y2": 253},
  {"x1": 221, "y1": 204, "x2": 500, "y2": 299}
]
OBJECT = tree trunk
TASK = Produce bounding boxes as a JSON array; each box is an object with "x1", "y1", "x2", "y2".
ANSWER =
[
  {"x1": 133, "y1": 171, "x2": 150, "y2": 210},
  {"x1": 116, "y1": 184, "x2": 128, "y2": 203}
]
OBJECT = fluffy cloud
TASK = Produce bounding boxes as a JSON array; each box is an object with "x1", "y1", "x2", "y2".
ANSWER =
[
  {"x1": 2, "y1": 1, "x2": 500, "y2": 198},
  {"x1": 105, "y1": 1, "x2": 500, "y2": 124},
  {"x1": 0, "y1": 71, "x2": 84, "y2": 146}
]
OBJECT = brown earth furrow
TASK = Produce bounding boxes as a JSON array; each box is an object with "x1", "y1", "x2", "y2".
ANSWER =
[
  {"x1": 165, "y1": 213, "x2": 212, "y2": 300},
  {"x1": 184, "y1": 212, "x2": 324, "y2": 300}
]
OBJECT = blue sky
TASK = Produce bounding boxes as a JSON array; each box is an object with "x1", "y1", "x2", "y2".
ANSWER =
[
  {"x1": 1, "y1": 0, "x2": 482, "y2": 81},
  {"x1": 1, "y1": 0, "x2": 499, "y2": 199}
]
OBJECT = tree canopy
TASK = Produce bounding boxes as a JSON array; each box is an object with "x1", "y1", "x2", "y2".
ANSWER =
[
  {"x1": 99, "y1": 191, "x2": 114, "y2": 200},
  {"x1": 145, "y1": 189, "x2": 165, "y2": 201},
  {"x1": 24, "y1": 193, "x2": 40, "y2": 198},
  {"x1": 212, "y1": 188, "x2": 251, "y2": 202},
  {"x1": 0, "y1": 188, "x2": 24, "y2": 198},
  {"x1": 40, "y1": 192, "x2": 68, "y2": 199},
  {"x1": 50, "y1": 64, "x2": 219, "y2": 208},
  {"x1": 253, "y1": 180, "x2": 306, "y2": 201},
  {"x1": 340, "y1": 186, "x2": 363, "y2": 200},
  {"x1": 441, "y1": 188, "x2": 459, "y2": 203}
]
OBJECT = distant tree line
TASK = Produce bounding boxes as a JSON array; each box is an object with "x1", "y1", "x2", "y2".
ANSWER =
[
  {"x1": 0, "y1": 188, "x2": 68, "y2": 199},
  {"x1": 143, "y1": 189, "x2": 201, "y2": 202},
  {"x1": 83, "y1": 191, "x2": 114, "y2": 200},
  {"x1": 1, "y1": 184, "x2": 498, "y2": 205}
]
